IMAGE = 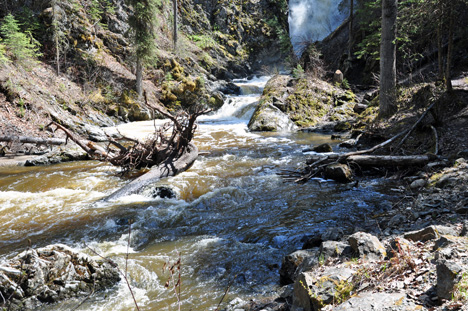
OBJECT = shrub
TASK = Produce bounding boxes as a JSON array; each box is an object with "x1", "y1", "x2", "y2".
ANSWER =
[
  {"x1": 292, "y1": 64, "x2": 304, "y2": 78},
  {"x1": 0, "y1": 42, "x2": 9, "y2": 64}
]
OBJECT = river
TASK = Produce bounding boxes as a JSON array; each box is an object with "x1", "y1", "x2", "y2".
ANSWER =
[{"x1": 0, "y1": 76, "x2": 393, "y2": 310}]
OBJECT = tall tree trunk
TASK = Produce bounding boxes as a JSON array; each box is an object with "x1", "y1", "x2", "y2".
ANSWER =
[
  {"x1": 173, "y1": 0, "x2": 178, "y2": 51},
  {"x1": 55, "y1": 30, "x2": 60, "y2": 75},
  {"x1": 445, "y1": 2, "x2": 454, "y2": 92},
  {"x1": 52, "y1": 2, "x2": 60, "y2": 75},
  {"x1": 379, "y1": 0, "x2": 398, "y2": 118},
  {"x1": 348, "y1": 0, "x2": 354, "y2": 61},
  {"x1": 437, "y1": 22, "x2": 443, "y2": 80},
  {"x1": 136, "y1": 56, "x2": 143, "y2": 97},
  {"x1": 436, "y1": 1, "x2": 444, "y2": 81}
]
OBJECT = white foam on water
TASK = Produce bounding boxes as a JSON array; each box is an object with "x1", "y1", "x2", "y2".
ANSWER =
[
  {"x1": 84, "y1": 239, "x2": 137, "y2": 257},
  {"x1": 193, "y1": 236, "x2": 223, "y2": 248},
  {"x1": 0, "y1": 188, "x2": 105, "y2": 212},
  {"x1": 199, "y1": 95, "x2": 259, "y2": 122},
  {"x1": 111, "y1": 193, "x2": 155, "y2": 204}
]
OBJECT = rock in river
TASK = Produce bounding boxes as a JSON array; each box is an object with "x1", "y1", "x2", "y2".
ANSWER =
[{"x1": 324, "y1": 163, "x2": 353, "y2": 183}]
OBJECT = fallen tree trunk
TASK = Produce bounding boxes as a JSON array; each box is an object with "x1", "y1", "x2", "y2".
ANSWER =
[
  {"x1": 49, "y1": 122, "x2": 111, "y2": 158},
  {"x1": 307, "y1": 154, "x2": 436, "y2": 167},
  {"x1": 103, "y1": 142, "x2": 198, "y2": 201},
  {"x1": 0, "y1": 135, "x2": 66, "y2": 145},
  {"x1": 346, "y1": 154, "x2": 435, "y2": 166}
]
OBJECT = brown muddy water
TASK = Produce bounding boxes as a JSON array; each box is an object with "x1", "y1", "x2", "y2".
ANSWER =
[{"x1": 0, "y1": 76, "x2": 395, "y2": 310}]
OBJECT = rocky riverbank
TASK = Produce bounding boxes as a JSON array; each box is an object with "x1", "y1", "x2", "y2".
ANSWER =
[
  {"x1": 236, "y1": 157, "x2": 468, "y2": 311},
  {"x1": 229, "y1": 75, "x2": 468, "y2": 310},
  {"x1": 0, "y1": 244, "x2": 120, "y2": 311}
]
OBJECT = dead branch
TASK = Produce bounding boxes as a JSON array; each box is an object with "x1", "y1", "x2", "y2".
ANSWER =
[
  {"x1": 48, "y1": 122, "x2": 111, "y2": 159},
  {"x1": 342, "y1": 129, "x2": 409, "y2": 158},
  {"x1": 284, "y1": 118, "x2": 441, "y2": 184},
  {"x1": 393, "y1": 100, "x2": 437, "y2": 153},
  {"x1": 430, "y1": 125, "x2": 439, "y2": 155}
]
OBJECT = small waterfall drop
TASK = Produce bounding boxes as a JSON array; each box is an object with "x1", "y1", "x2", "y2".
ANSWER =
[{"x1": 288, "y1": 0, "x2": 348, "y2": 55}]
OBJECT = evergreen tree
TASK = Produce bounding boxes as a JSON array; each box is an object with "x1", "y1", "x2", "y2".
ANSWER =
[
  {"x1": 128, "y1": 0, "x2": 158, "y2": 97},
  {"x1": 0, "y1": 14, "x2": 41, "y2": 64}
]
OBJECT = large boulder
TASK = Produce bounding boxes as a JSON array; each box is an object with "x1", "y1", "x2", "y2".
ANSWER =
[
  {"x1": 403, "y1": 225, "x2": 458, "y2": 242},
  {"x1": 0, "y1": 244, "x2": 120, "y2": 310},
  {"x1": 248, "y1": 103, "x2": 298, "y2": 132},
  {"x1": 324, "y1": 163, "x2": 353, "y2": 183},
  {"x1": 293, "y1": 267, "x2": 355, "y2": 311},
  {"x1": 320, "y1": 241, "x2": 353, "y2": 260},
  {"x1": 348, "y1": 232, "x2": 386, "y2": 260},
  {"x1": 280, "y1": 249, "x2": 318, "y2": 285},
  {"x1": 248, "y1": 75, "x2": 357, "y2": 131},
  {"x1": 313, "y1": 143, "x2": 333, "y2": 153},
  {"x1": 436, "y1": 260, "x2": 466, "y2": 300}
]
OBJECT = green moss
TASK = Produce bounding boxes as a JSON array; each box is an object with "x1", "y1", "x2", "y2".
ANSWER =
[
  {"x1": 334, "y1": 121, "x2": 352, "y2": 132},
  {"x1": 334, "y1": 280, "x2": 354, "y2": 304}
]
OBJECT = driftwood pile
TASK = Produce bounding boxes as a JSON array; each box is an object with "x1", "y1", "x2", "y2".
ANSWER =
[
  {"x1": 0, "y1": 100, "x2": 209, "y2": 200},
  {"x1": 282, "y1": 101, "x2": 441, "y2": 183},
  {"x1": 49, "y1": 105, "x2": 209, "y2": 200}
]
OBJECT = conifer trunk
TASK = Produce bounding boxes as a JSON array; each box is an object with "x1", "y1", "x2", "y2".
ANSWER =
[
  {"x1": 437, "y1": 23, "x2": 443, "y2": 81},
  {"x1": 136, "y1": 57, "x2": 143, "y2": 97},
  {"x1": 445, "y1": 3, "x2": 454, "y2": 92},
  {"x1": 173, "y1": 0, "x2": 178, "y2": 51},
  {"x1": 379, "y1": 0, "x2": 398, "y2": 118},
  {"x1": 52, "y1": 3, "x2": 60, "y2": 75},
  {"x1": 55, "y1": 31, "x2": 60, "y2": 75},
  {"x1": 348, "y1": 0, "x2": 354, "y2": 61}
]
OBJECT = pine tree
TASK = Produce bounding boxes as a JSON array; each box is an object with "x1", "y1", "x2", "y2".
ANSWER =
[
  {"x1": 0, "y1": 14, "x2": 41, "y2": 64},
  {"x1": 128, "y1": 0, "x2": 158, "y2": 97}
]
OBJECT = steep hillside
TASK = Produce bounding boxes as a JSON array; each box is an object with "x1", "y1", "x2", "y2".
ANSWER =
[{"x1": 0, "y1": 0, "x2": 290, "y2": 151}]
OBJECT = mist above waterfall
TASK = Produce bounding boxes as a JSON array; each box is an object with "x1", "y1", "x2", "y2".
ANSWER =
[{"x1": 289, "y1": 0, "x2": 348, "y2": 56}]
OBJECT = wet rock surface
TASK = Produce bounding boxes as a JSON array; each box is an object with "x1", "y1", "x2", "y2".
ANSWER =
[
  {"x1": 0, "y1": 244, "x2": 120, "y2": 310},
  {"x1": 248, "y1": 75, "x2": 358, "y2": 132},
  {"x1": 244, "y1": 158, "x2": 468, "y2": 311},
  {"x1": 324, "y1": 163, "x2": 353, "y2": 183}
]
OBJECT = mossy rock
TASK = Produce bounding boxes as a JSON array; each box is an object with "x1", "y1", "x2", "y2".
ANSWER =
[
  {"x1": 313, "y1": 143, "x2": 333, "y2": 153},
  {"x1": 337, "y1": 90, "x2": 356, "y2": 102},
  {"x1": 248, "y1": 103, "x2": 297, "y2": 132},
  {"x1": 106, "y1": 104, "x2": 119, "y2": 117},
  {"x1": 334, "y1": 121, "x2": 352, "y2": 132}
]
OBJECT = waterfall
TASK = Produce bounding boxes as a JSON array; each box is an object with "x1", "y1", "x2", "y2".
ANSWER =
[{"x1": 288, "y1": 0, "x2": 348, "y2": 56}]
